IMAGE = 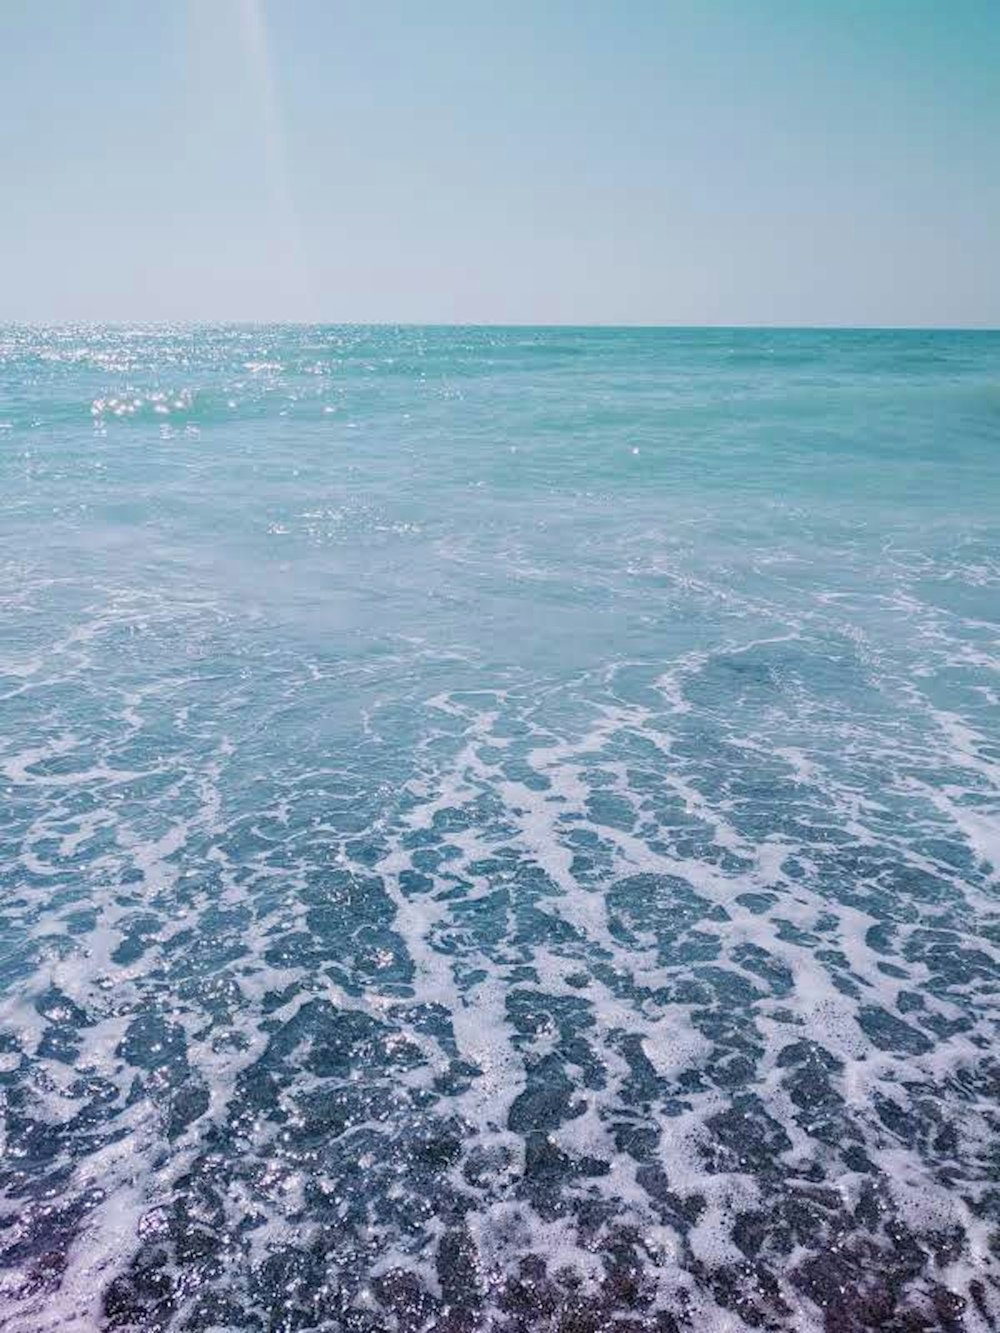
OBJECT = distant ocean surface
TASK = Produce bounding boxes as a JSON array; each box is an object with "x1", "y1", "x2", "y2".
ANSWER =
[{"x1": 2, "y1": 325, "x2": 1000, "y2": 1332}]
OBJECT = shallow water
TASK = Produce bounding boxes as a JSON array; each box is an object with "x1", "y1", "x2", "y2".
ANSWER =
[{"x1": 1, "y1": 325, "x2": 999, "y2": 1331}]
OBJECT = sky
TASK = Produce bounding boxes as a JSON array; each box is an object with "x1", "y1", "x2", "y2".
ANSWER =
[{"x1": 2, "y1": 0, "x2": 998, "y2": 326}]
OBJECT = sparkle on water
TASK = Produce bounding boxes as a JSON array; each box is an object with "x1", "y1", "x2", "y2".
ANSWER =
[{"x1": 1, "y1": 325, "x2": 999, "y2": 1332}]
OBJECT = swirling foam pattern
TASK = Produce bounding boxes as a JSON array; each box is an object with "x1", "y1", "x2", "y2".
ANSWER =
[{"x1": 1, "y1": 325, "x2": 999, "y2": 1332}]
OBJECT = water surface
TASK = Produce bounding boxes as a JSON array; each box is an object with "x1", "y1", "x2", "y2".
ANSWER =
[{"x1": 1, "y1": 326, "x2": 999, "y2": 1331}]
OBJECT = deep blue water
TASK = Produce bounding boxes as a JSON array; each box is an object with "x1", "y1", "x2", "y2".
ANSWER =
[{"x1": 1, "y1": 325, "x2": 999, "y2": 1331}]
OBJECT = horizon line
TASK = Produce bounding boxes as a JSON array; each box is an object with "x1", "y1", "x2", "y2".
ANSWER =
[{"x1": 3, "y1": 320, "x2": 999, "y2": 333}]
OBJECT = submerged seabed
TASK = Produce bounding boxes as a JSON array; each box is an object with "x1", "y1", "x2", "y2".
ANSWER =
[{"x1": 1, "y1": 326, "x2": 999, "y2": 1332}]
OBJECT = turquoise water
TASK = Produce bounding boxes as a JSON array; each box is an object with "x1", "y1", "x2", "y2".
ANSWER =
[{"x1": 1, "y1": 326, "x2": 999, "y2": 1331}]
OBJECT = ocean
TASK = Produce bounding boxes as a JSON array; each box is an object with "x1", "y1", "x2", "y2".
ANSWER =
[{"x1": 1, "y1": 325, "x2": 999, "y2": 1331}]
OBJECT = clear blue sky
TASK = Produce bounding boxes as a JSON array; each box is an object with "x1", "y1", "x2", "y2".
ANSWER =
[{"x1": 3, "y1": 0, "x2": 998, "y2": 326}]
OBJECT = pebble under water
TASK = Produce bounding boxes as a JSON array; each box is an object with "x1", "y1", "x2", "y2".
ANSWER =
[{"x1": 1, "y1": 325, "x2": 999, "y2": 1331}]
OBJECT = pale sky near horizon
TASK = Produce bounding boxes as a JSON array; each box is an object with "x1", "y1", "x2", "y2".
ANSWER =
[{"x1": 2, "y1": 0, "x2": 998, "y2": 327}]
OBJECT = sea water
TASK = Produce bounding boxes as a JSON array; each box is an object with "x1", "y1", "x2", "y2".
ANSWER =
[{"x1": 1, "y1": 325, "x2": 999, "y2": 1331}]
